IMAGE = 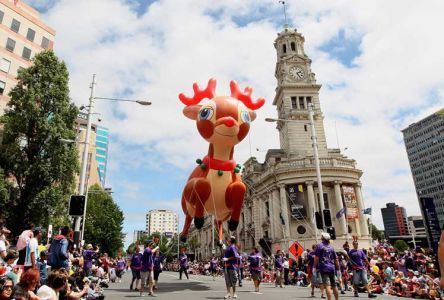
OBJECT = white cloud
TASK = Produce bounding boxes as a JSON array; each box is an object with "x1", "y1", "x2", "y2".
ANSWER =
[{"x1": 34, "y1": 0, "x2": 444, "y2": 242}]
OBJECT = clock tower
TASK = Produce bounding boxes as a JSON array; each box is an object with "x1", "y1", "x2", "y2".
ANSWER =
[{"x1": 273, "y1": 28, "x2": 328, "y2": 157}]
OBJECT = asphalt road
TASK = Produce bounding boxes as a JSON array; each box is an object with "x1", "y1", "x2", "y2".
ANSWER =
[{"x1": 103, "y1": 271, "x2": 403, "y2": 300}]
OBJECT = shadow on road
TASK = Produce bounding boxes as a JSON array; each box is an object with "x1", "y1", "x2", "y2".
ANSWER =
[{"x1": 106, "y1": 281, "x2": 211, "y2": 296}]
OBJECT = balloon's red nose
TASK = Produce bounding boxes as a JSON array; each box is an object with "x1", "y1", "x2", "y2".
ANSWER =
[{"x1": 222, "y1": 117, "x2": 235, "y2": 127}]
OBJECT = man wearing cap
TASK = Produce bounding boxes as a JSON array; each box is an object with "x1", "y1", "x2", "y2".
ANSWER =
[
  {"x1": 314, "y1": 232, "x2": 339, "y2": 300},
  {"x1": 223, "y1": 236, "x2": 239, "y2": 299},
  {"x1": 348, "y1": 240, "x2": 376, "y2": 298},
  {"x1": 24, "y1": 228, "x2": 42, "y2": 271}
]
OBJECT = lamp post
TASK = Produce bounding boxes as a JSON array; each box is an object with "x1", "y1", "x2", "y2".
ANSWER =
[
  {"x1": 265, "y1": 103, "x2": 326, "y2": 232},
  {"x1": 73, "y1": 74, "x2": 152, "y2": 245}
]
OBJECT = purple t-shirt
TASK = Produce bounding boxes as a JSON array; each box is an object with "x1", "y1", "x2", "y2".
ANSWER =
[
  {"x1": 116, "y1": 258, "x2": 125, "y2": 270},
  {"x1": 314, "y1": 242, "x2": 337, "y2": 273},
  {"x1": 83, "y1": 250, "x2": 95, "y2": 270},
  {"x1": 224, "y1": 245, "x2": 239, "y2": 270},
  {"x1": 348, "y1": 249, "x2": 366, "y2": 270},
  {"x1": 210, "y1": 259, "x2": 218, "y2": 270},
  {"x1": 153, "y1": 256, "x2": 163, "y2": 271},
  {"x1": 141, "y1": 248, "x2": 154, "y2": 272},
  {"x1": 274, "y1": 255, "x2": 284, "y2": 270},
  {"x1": 131, "y1": 252, "x2": 142, "y2": 271},
  {"x1": 248, "y1": 253, "x2": 262, "y2": 272},
  {"x1": 179, "y1": 253, "x2": 188, "y2": 268}
]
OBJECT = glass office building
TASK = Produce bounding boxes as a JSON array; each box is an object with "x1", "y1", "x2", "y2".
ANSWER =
[{"x1": 95, "y1": 126, "x2": 109, "y2": 187}]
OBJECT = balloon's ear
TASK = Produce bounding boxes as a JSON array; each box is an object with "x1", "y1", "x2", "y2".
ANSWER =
[
  {"x1": 249, "y1": 110, "x2": 257, "y2": 122},
  {"x1": 183, "y1": 105, "x2": 201, "y2": 120}
]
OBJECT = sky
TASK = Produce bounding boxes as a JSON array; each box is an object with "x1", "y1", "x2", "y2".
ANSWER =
[{"x1": 26, "y1": 0, "x2": 444, "y2": 247}]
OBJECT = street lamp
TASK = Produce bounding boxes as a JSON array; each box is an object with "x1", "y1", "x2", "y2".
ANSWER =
[
  {"x1": 74, "y1": 74, "x2": 151, "y2": 244},
  {"x1": 265, "y1": 103, "x2": 327, "y2": 231}
]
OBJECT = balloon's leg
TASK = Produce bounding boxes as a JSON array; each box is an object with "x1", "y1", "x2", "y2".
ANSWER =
[
  {"x1": 180, "y1": 214, "x2": 193, "y2": 242},
  {"x1": 225, "y1": 181, "x2": 246, "y2": 231}
]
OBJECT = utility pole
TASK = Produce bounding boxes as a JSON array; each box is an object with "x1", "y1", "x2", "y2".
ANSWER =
[
  {"x1": 74, "y1": 74, "x2": 96, "y2": 245},
  {"x1": 308, "y1": 103, "x2": 326, "y2": 231}
]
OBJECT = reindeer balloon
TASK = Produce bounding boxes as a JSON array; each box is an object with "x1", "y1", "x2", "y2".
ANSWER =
[{"x1": 178, "y1": 78, "x2": 265, "y2": 244}]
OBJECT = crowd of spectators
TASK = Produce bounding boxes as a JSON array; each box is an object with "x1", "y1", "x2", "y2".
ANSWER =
[{"x1": 0, "y1": 221, "x2": 126, "y2": 300}]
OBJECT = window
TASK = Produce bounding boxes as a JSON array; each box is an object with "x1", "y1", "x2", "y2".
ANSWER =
[
  {"x1": 282, "y1": 44, "x2": 287, "y2": 53},
  {"x1": 291, "y1": 96, "x2": 297, "y2": 108},
  {"x1": 22, "y1": 47, "x2": 31, "y2": 60},
  {"x1": 299, "y1": 96, "x2": 305, "y2": 109},
  {"x1": 306, "y1": 96, "x2": 312, "y2": 108},
  {"x1": 41, "y1": 37, "x2": 50, "y2": 49},
  {"x1": 265, "y1": 201, "x2": 270, "y2": 217},
  {"x1": 0, "y1": 81, "x2": 5, "y2": 94},
  {"x1": 0, "y1": 10, "x2": 4, "y2": 24},
  {"x1": 291, "y1": 42, "x2": 296, "y2": 51},
  {"x1": 26, "y1": 28, "x2": 36, "y2": 42},
  {"x1": 6, "y1": 38, "x2": 16, "y2": 52},
  {"x1": 0, "y1": 59, "x2": 11, "y2": 73},
  {"x1": 304, "y1": 124, "x2": 308, "y2": 132},
  {"x1": 11, "y1": 19, "x2": 20, "y2": 33}
]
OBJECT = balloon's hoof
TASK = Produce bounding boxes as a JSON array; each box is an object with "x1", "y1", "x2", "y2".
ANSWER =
[
  {"x1": 194, "y1": 217, "x2": 204, "y2": 229},
  {"x1": 180, "y1": 235, "x2": 188, "y2": 243},
  {"x1": 228, "y1": 219, "x2": 239, "y2": 231}
]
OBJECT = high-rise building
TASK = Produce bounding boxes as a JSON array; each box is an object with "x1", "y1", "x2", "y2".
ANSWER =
[
  {"x1": 146, "y1": 209, "x2": 178, "y2": 235},
  {"x1": 402, "y1": 110, "x2": 444, "y2": 229},
  {"x1": 133, "y1": 230, "x2": 148, "y2": 243},
  {"x1": 407, "y1": 216, "x2": 426, "y2": 237},
  {"x1": 95, "y1": 125, "x2": 109, "y2": 187},
  {"x1": 189, "y1": 25, "x2": 371, "y2": 260},
  {"x1": 381, "y1": 203, "x2": 409, "y2": 239},
  {"x1": 75, "y1": 113, "x2": 102, "y2": 192},
  {"x1": 0, "y1": 0, "x2": 55, "y2": 116}
]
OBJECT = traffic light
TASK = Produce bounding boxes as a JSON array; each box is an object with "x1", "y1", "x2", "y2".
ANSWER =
[
  {"x1": 69, "y1": 195, "x2": 86, "y2": 216},
  {"x1": 323, "y1": 209, "x2": 332, "y2": 227},
  {"x1": 315, "y1": 212, "x2": 323, "y2": 229},
  {"x1": 326, "y1": 226, "x2": 336, "y2": 240}
]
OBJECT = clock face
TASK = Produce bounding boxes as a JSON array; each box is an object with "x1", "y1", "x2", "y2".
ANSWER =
[{"x1": 289, "y1": 66, "x2": 305, "y2": 80}]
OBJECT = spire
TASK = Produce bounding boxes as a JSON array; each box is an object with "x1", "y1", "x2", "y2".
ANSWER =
[{"x1": 278, "y1": 1, "x2": 289, "y2": 29}]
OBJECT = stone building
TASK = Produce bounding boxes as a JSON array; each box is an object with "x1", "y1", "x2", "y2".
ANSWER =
[{"x1": 189, "y1": 26, "x2": 371, "y2": 260}]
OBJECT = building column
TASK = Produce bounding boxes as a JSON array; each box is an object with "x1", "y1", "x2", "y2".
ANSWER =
[
  {"x1": 268, "y1": 191, "x2": 275, "y2": 238},
  {"x1": 279, "y1": 184, "x2": 291, "y2": 240},
  {"x1": 355, "y1": 183, "x2": 369, "y2": 236},
  {"x1": 334, "y1": 181, "x2": 347, "y2": 236},
  {"x1": 306, "y1": 181, "x2": 317, "y2": 238},
  {"x1": 272, "y1": 187, "x2": 283, "y2": 240}
]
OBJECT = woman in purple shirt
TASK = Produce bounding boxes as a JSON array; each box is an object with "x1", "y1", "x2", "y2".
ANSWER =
[
  {"x1": 178, "y1": 249, "x2": 189, "y2": 280},
  {"x1": 274, "y1": 249, "x2": 285, "y2": 288},
  {"x1": 130, "y1": 246, "x2": 142, "y2": 291},
  {"x1": 248, "y1": 247, "x2": 263, "y2": 293}
]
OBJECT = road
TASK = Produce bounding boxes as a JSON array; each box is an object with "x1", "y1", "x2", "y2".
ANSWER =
[{"x1": 103, "y1": 271, "x2": 403, "y2": 300}]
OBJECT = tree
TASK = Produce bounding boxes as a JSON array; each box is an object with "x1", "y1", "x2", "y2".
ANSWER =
[
  {"x1": 126, "y1": 232, "x2": 182, "y2": 262},
  {"x1": 393, "y1": 240, "x2": 409, "y2": 252},
  {"x1": 83, "y1": 184, "x2": 124, "y2": 257},
  {"x1": 369, "y1": 223, "x2": 385, "y2": 241},
  {"x1": 0, "y1": 51, "x2": 79, "y2": 234}
]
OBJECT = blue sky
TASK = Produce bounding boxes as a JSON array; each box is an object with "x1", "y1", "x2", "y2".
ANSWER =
[{"x1": 26, "y1": 0, "x2": 444, "y2": 247}]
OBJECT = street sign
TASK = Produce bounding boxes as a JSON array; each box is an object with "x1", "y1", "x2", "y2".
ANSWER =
[{"x1": 289, "y1": 241, "x2": 304, "y2": 258}]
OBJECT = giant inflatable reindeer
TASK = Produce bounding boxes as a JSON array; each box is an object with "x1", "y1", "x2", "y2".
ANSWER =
[{"x1": 178, "y1": 78, "x2": 265, "y2": 243}]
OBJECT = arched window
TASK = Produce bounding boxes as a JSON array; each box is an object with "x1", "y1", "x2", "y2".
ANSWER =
[
  {"x1": 291, "y1": 42, "x2": 296, "y2": 51},
  {"x1": 282, "y1": 43, "x2": 287, "y2": 53}
]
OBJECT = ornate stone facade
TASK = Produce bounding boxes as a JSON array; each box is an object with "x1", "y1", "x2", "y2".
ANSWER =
[{"x1": 189, "y1": 27, "x2": 371, "y2": 260}]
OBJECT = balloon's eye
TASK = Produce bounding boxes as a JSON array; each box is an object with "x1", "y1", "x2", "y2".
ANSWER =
[
  {"x1": 241, "y1": 111, "x2": 250, "y2": 123},
  {"x1": 199, "y1": 108, "x2": 214, "y2": 120}
]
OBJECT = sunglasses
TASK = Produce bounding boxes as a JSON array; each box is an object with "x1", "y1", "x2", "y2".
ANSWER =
[{"x1": 3, "y1": 285, "x2": 13, "y2": 289}]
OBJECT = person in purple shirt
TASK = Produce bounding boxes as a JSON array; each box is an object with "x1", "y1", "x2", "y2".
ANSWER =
[
  {"x1": 314, "y1": 233, "x2": 339, "y2": 300},
  {"x1": 140, "y1": 241, "x2": 159, "y2": 297},
  {"x1": 237, "y1": 253, "x2": 246, "y2": 287},
  {"x1": 349, "y1": 240, "x2": 376, "y2": 298},
  {"x1": 248, "y1": 247, "x2": 263, "y2": 293},
  {"x1": 82, "y1": 244, "x2": 98, "y2": 277},
  {"x1": 130, "y1": 245, "x2": 142, "y2": 291},
  {"x1": 274, "y1": 249, "x2": 285, "y2": 288},
  {"x1": 178, "y1": 249, "x2": 189, "y2": 280},
  {"x1": 116, "y1": 255, "x2": 126, "y2": 283},
  {"x1": 307, "y1": 244, "x2": 325, "y2": 298},
  {"x1": 153, "y1": 252, "x2": 164, "y2": 290},
  {"x1": 223, "y1": 236, "x2": 239, "y2": 299},
  {"x1": 210, "y1": 256, "x2": 219, "y2": 281}
]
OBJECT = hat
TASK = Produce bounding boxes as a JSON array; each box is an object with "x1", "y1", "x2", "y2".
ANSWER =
[
  {"x1": 321, "y1": 232, "x2": 331, "y2": 241},
  {"x1": 85, "y1": 244, "x2": 93, "y2": 250},
  {"x1": 414, "y1": 271, "x2": 419, "y2": 276},
  {"x1": 408, "y1": 269, "x2": 414, "y2": 273}
]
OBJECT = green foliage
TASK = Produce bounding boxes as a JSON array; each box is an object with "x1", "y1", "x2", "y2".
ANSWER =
[
  {"x1": 393, "y1": 240, "x2": 409, "y2": 252},
  {"x1": 0, "y1": 51, "x2": 79, "y2": 234},
  {"x1": 126, "y1": 232, "x2": 186, "y2": 262},
  {"x1": 83, "y1": 184, "x2": 124, "y2": 257},
  {"x1": 369, "y1": 223, "x2": 385, "y2": 241}
]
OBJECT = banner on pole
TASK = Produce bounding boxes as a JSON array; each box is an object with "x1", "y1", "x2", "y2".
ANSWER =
[{"x1": 342, "y1": 185, "x2": 359, "y2": 219}]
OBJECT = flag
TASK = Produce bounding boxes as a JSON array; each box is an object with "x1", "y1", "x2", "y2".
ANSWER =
[
  {"x1": 298, "y1": 184, "x2": 303, "y2": 192},
  {"x1": 280, "y1": 212, "x2": 285, "y2": 225},
  {"x1": 336, "y1": 207, "x2": 346, "y2": 219},
  {"x1": 363, "y1": 207, "x2": 372, "y2": 215}
]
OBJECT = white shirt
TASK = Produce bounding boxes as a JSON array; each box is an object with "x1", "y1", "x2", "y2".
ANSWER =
[{"x1": 24, "y1": 238, "x2": 39, "y2": 267}]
